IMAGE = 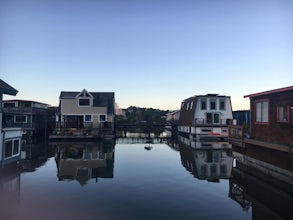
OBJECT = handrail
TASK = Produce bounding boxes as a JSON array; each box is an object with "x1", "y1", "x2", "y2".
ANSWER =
[{"x1": 228, "y1": 125, "x2": 244, "y2": 147}]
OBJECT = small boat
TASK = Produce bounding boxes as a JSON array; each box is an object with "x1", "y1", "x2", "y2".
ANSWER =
[{"x1": 144, "y1": 146, "x2": 153, "y2": 151}]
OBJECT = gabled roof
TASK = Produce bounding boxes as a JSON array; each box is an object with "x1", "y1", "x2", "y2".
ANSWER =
[
  {"x1": 0, "y1": 79, "x2": 18, "y2": 96},
  {"x1": 244, "y1": 86, "x2": 293, "y2": 98}
]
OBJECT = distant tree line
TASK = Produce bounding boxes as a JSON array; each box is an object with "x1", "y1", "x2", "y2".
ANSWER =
[{"x1": 115, "y1": 106, "x2": 169, "y2": 137}]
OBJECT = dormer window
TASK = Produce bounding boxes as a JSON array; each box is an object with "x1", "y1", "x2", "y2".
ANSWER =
[
  {"x1": 79, "y1": 98, "x2": 90, "y2": 106},
  {"x1": 76, "y1": 89, "x2": 93, "y2": 107}
]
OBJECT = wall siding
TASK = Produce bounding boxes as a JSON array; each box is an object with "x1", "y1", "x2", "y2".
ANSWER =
[{"x1": 61, "y1": 99, "x2": 107, "y2": 115}]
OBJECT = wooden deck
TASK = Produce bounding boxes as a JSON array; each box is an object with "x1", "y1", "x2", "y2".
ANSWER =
[
  {"x1": 228, "y1": 125, "x2": 293, "y2": 153},
  {"x1": 49, "y1": 128, "x2": 114, "y2": 140}
]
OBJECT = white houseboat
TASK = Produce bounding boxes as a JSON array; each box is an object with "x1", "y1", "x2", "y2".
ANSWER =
[{"x1": 178, "y1": 94, "x2": 233, "y2": 140}]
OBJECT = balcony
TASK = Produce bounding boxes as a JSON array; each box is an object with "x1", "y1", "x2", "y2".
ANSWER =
[{"x1": 194, "y1": 118, "x2": 232, "y2": 126}]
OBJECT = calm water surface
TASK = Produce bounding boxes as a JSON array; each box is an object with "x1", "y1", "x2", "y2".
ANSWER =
[{"x1": 1, "y1": 138, "x2": 292, "y2": 220}]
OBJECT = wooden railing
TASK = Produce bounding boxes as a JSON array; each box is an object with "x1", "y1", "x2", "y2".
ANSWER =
[{"x1": 228, "y1": 125, "x2": 244, "y2": 147}]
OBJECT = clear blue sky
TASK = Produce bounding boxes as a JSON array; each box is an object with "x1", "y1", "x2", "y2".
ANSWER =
[{"x1": 1, "y1": 0, "x2": 292, "y2": 110}]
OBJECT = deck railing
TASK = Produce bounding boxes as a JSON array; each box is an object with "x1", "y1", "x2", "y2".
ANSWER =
[
  {"x1": 228, "y1": 125, "x2": 244, "y2": 147},
  {"x1": 194, "y1": 118, "x2": 232, "y2": 126}
]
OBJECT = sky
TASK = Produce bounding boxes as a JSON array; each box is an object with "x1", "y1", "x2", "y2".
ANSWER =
[{"x1": 1, "y1": 0, "x2": 292, "y2": 111}]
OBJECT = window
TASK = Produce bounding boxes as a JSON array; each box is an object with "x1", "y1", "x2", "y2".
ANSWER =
[
  {"x1": 99, "y1": 115, "x2": 106, "y2": 122},
  {"x1": 98, "y1": 152, "x2": 105, "y2": 160},
  {"x1": 220, "y1": 99, "x2": 226, "y2": 110},
  {"x1": 186, "y1": 102, "x2": 189, "y2": 110},
  {"x1": 14, "y1": 115, "x2": 27, "y2": 123},
  {"x1": 277, "y1": 106, "x2": 289, "y2": 122},
  {"x1": 256, "y1": 100, "x2": 268, "y2": 123},
  {"x1": 206, "y1": 113, "x2": 221, "y2": 124},
  {"x1": 201, "y1": 99, "x2": 207, "y2": 110},
  {"x1": 84, "y1": 115, "x2": 92, "y2": 122},
  {"x1": 79, "y1": 98, "x2": 90, "y2": 106},
  {"x1": 213, "y1": 113, "x2": 220, "y2": 124},
  {"x1": 23, "y1": 102, "x2": 31, "y2": 108},
  {"x1": 190, "y1": 101, "x2": 193, "y2": 109},
  {"x1": 210, "y1": 99, "x2": 216, "y2": 110},
  {"x1": 3, "y1": 102, "x2": 16, "y2": 108},
  {"x1": 4, "y1": 139, "x2": 20, "y2": 159},
  {"x1": 13, "y1": 140, "x2": 20, "y2": 155},
  {"x1": 220, "y1": 165, "x2": 227, "y2": 176}
]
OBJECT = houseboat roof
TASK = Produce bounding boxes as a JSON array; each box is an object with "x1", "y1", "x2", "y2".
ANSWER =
[
  {"x1": 182, "y1": 94, "x2": 230, "y2": 102},
  {"x1": 244, "y1": 86, "x2": 293, "y2": 98},
  {"x1": 3, "y1": 99, "x2": 49, "y2": 106},
  {"x1": 0, "y1": 79, "x2": 18, "y2": 96}
]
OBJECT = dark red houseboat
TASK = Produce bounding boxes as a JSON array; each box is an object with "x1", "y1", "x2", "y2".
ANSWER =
[{"x1": 229, "y1": 86, "x2": 293, "y2": 153}]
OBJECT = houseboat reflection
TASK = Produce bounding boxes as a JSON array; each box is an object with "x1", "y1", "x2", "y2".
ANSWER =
[
  {"x1": 178, "y1": 136, "x2": 233, "y2": 182},
  {"x1": 54, "y1": 140, "x2": 115, "y2": 186},
  {"x1": 229, "y1": 146, "x2": 293, "y2": 220},
  {"x1": 0, "y1": 168, "x2": 21, "y2": 219},
  {"x1": 178, "y1": 135, "x2": 231, "y2": 149}
]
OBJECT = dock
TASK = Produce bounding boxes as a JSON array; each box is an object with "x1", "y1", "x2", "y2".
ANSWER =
[{"x1": 228, "y1": 125, "x2": 293, "y2": 154}]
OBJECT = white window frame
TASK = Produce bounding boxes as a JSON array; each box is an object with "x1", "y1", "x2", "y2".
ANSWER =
[
  {"x1": 84, "y1": 114, "x2": 92, "y2": 122},
  {"x1": 4, "y1": 139, "x2": 21, "y2": 159},
  {"x1": 78, "y1": 98, "x2": 92, "y2": 107},
  {"x1": 255, "y1": 100, "x2": 269, "y2": 123},
  {"x1": 99, "y1": 114, "x2": 106, "y2": 122}
]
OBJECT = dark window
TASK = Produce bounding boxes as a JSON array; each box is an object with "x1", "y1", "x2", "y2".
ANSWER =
[
  {"x1": 79, "y1": 98, "x2": 90, "y2": 106},
  {"x1": 210, "y1": 99, "x2": 216, "y2": 110},
  {"x1": 99, "y1": 115, "x2": 106, "y2": 122},
  {"x1": 5, "y1": 141, "x2": 12, "y2": 158},
  {"x1": 85, "y1": 115, "x2": 92, "y2": 122},
  {"x1": 23, "y1": 102, "x2": 31, "y2": 107},
  {"x1": 15, "y1": 115, "x2": 27, "y2": 123},
  {"x1": 13, "y1": 140, "x2": 20, "y2": 155},
  {"x1": 220, "y1": 165, "x2": 227, "y2": 176},
  {"x1": 206, "y1": 113, "x2": 213, "y2": 124},
  {"x1": 201, "y1": 100, "x2": 207, "y2": 110},
  {"x1": 206, "y1": 113, "x2": 220, "y2": 124},
  {"x1": 220, "y1": 99, "x2": 225, "y2": 110},
  {"x1": 213, "y1": 113, "x2": 220, "y2": 123},
  {"x1": 277, "y1": 106, "x2": 289, "y2": 122},
  {"x1": 3, "y1": 102, "x2": 16, "y2": 108}
]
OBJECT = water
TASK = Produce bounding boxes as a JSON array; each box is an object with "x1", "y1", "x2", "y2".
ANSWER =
[{"x1": 1, "y1": 138, "x2": 292, "y2": 220}]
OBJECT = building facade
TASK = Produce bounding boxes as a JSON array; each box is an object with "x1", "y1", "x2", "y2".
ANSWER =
[
  {"x1": 59, "y1": 89, "x2": 115, "y2": 132},
  {"x1": 244, "y1": 86, "x2": 293, "y2": 144},
  {"x1": 178, "y1": 94, "x2": 233, "y2": 139}
]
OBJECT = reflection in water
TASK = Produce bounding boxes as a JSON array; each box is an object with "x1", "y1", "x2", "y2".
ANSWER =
[
  {"x1": 177, "y1": 135, "x2": 233, "y2": 182},
  {"x1": 53, "y1": 140, "x2": 115, "y2": 186},
  {"x1": 0, "y1": 168, "x2": 21, "y2": 219},
  {"x1": 229, "y1": 146, "x2": 293, "y2": 220},
  {"x1": 178, "y1": 135, "x2": 231, "y2": 149},
  {"x1": 20, "y1": 141, "x2": 55, "y2": 172}
]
